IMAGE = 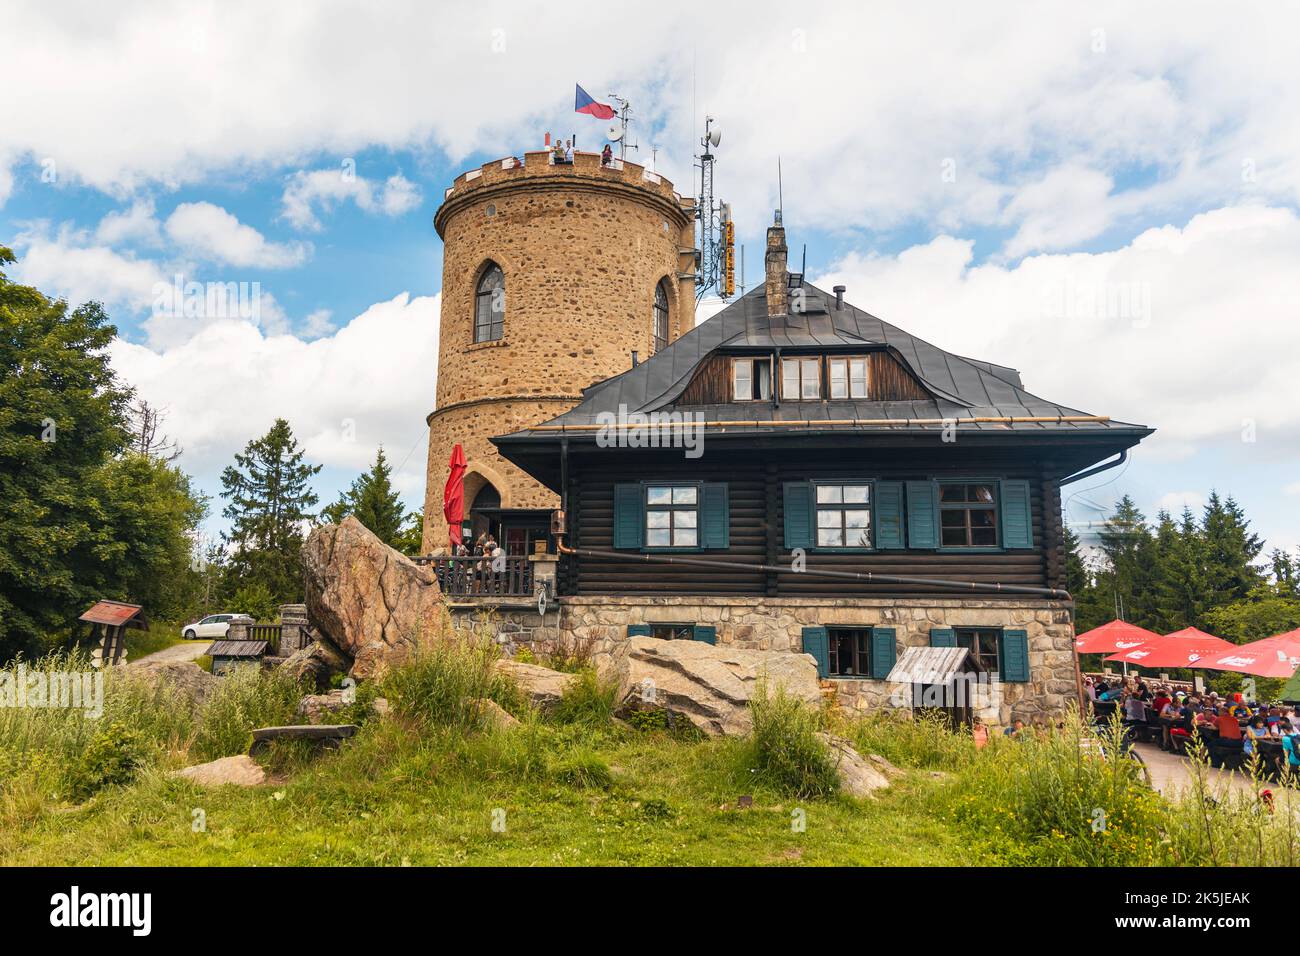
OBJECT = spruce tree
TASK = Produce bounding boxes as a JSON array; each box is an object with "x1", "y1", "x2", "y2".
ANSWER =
[
  {"x1": 322, "y1": 448, "x2": 408, "y2": 549},
  {"x1": 219, "y1": 418, "x2": 321, "y2": 604},
  {"x1": 1201, "y1": 491, "x2": 1263, "y2": 604}
]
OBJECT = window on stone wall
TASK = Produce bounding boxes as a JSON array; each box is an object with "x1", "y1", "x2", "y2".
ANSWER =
[
  {"x1": 650, "y1": 623, "x2": 695, "y2": 641},
  {"x1": 827, "y1": 627, "x2": 874, "y2": 677},
  {"x1": 653, "y1": 280, "x2": 670, "y2": 352},
  {"x1": 954, "y1": 627, "x2": 1001, "y2": 672},
  {"x1": 475, "y1": 262, "x2": 505, "y2": 342}
]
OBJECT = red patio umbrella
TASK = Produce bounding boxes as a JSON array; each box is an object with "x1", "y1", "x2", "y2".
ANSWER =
[
  {"x1": 443, "y1": 444, "x2": 467, "y2": 550},
  {"x1": 1074, "y1": 619, "x2": 1162, "y2": 654},
  {"x1": 1104, "y1": 626, "x2": 1237, "y2": 669},
  {"x1": 1199, "y1": 628, "x2": 1300, "y2": 678}
]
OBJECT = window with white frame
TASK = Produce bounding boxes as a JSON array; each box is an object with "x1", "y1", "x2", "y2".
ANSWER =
[
  {"x1": 781, "y1": 357, "x2": 821, "y2": 400},
  {"x1": 733, "y1": 357, "x2": 772, "y2": 401},
  {"x1": 815, "y1": 483, "x2": 872, "y2": 548},
  {"x1": 645, "y1": 485, "x2": 698, "y2": 548},
  {"x1": 828, "y1": 356, "x2": 869, "y2": 399}
]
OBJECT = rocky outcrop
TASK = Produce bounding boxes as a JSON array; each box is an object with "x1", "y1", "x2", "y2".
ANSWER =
[
  {"x1": 301, "y1": 516, "x2": 445, "y2": 679},
  {"x1": 128, "y1": 660, "x2": 219, "y2": 709},
  {"x1": 816, "y1": 733, "x2": 894, "y2": 798},
  {"x1": 472, "y1": 697, "x2": 520, "y2": 730},
  {"x1": 281, "y1": 640, "x2": 351, "y2": 691},
  {"x1": 174, "y1": 755, "x2": 266, "y2": 787},
  {"x1": 493, "y1": 659, "x2": 577, "y2": 711},
  {"x1": 612, "y1": 637, "x2": 822, "y2": 738},
  {"x1": 295, "y1": 688, "x2": 390, "y2": 723}
]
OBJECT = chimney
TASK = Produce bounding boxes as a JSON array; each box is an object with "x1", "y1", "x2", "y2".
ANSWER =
[
  {"x1": 765, "y1": 211, "x2": 788, "y2": 316},
  {"x1": 833, "y1": 285, "x2": 845, "y2": 310}
]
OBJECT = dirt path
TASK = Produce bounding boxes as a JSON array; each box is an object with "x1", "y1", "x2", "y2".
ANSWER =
[
  {"x1": 130, "y1": 641, "x2": 212, "y2": 667},
  {"x1": 1133, "y1": 742, "x2": 1262, "y2": 798}
]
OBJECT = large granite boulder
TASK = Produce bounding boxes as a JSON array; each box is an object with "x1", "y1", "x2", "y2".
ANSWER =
[
  {"x1": 613, "y1": 637, "x2": 822, "y2": 737},
  {"x1": 493, "y1": 659, "x2": 577, "y2": 711},
  {"x1": 301, "y1": 516, "x2": 444, "y2": 679},
  {"x1": 816, "y1": 733, "x2": 894, "y2": 798},
  {"x1": 127, "y1": 660, "x2": 219, "y2": 710},
  {"x1": 281, "y1": 639, "x2": 351, "y2": 691}
]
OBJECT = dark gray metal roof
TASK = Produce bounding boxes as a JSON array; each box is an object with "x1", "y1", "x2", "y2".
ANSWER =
[
  {"x1": 207, "y1": 640, "x2": 270, "y2": 658},
  {"x1": 499, "y1": 281, "x2": 1151, "y2": 439}
]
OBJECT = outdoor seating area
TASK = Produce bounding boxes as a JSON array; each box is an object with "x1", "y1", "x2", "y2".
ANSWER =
[{"x1": 1079, "y1": 620, "x2": 1300, "y2": 783}]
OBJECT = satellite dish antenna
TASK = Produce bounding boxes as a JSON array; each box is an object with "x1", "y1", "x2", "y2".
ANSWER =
[
  {"x1": 709, "y1": 128, "x2": 722, "y2": 148},
  {"x1": 607, "y1": 126, "x2": 623, "y2": 142}
]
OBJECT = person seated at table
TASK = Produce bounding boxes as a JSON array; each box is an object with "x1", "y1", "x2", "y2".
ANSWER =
[
  {"x1": 1230, "y1": 698, "x2": 1252, "y2": 719},
  {"x1": 1134, "y1": 679, "x2": 1153, "y2": 702},
  {"x1": 1151, "y1": 686, "x2": 1172, "y2": 715},
  {"x1": 1123, "y1": 692, "x2": 1146, "y2": 725},
  {"x1": 1265, "y1": 705, "x2": 1283, "y2": 731},
  {"x1": 1280, "y1": 720, "x2": 1300, "y2": 774},
  {"x1": 1243, "y1": 715, "x2": 1269, "y2": 758}
]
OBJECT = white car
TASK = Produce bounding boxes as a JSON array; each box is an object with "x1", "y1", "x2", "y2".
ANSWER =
[{"x1": 181, "y1": 613, "x2": 252, "y2": 640}]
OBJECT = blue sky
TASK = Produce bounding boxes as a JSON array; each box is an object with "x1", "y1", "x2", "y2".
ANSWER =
[{"x1": 3, "y1": 1, "x2": 1299, "y2": 563}]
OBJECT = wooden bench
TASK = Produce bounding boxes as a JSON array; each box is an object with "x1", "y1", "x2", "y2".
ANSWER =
[{"x1": 249, "y1": 724, "x2": 358, "y2": 756}]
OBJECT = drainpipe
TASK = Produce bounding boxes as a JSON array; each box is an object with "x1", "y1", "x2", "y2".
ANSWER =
[{"x1": 1060, "y1": 449, "x2": 1126, "y2": 486}]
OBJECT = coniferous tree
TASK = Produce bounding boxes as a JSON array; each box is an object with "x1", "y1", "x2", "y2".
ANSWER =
[
  {"x1": 1201, "y1": 491, "x2": 1264, "y2": 604},
  {"x1": 219, "y1": 418, "x2": 321, "y2": 604},
  {"x1": 1153, "y1": 508, "x2": 1210, "y2": 630},
  {"x1": 1093, "y1": 495, "x2": 1160, "y2": 628},
  {"x1": 321, "y1": 447, "x2": 408, "y2": 549}
]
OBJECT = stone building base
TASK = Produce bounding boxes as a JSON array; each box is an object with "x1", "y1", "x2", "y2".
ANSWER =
[{"x1": 447, "y1": 595, "x2": 1079, "y2": 730}]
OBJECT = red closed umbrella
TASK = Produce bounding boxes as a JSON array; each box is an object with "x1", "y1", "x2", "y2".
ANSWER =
[
  {"x1": 1199, "y1": 628, "x2": 1300, "y2": 678},
  {"x1": 443, "y1": 444, "x2": 467, "y2": 550},
  {"x1": 1104, "y1": 627, "x2": 1237, "y2": 668},
  {"x1": 1074, "y1": 619, "x2": 1162, "y2": 654}
]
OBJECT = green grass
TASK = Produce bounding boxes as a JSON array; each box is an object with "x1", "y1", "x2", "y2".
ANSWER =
[{"x1": 124, "y1": 621, "x2": 189, "y2": 660}]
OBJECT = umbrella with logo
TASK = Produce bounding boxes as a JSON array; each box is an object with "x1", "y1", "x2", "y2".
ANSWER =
[
  {"x1": 1199, "y1": 628, "x2": 1300, "y2": 678},
  {"x1": 1075, "y1": 619, "x2": 1163, "y2": 654},
  {"x1": 1104, "y1": 626, "x2": 1237, "y2": 669}
]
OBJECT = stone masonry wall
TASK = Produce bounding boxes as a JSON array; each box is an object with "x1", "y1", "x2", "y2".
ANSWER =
[
  {"x1": 448, "y1": 594, "x2": 1077, "y2": 730},
  {"x1": 423, "y1": 152, "x2": 696, "y2": 552}
]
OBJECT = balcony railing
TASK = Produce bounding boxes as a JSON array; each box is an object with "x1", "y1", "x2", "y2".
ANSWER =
[{"x1": 415, "y1": 555, "x2": 534, "y2": 598}]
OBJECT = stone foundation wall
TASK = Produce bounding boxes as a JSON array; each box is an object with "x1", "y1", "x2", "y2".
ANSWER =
[{"x1": 447, "y1": 595, "x2": 1078, "y2": 730}]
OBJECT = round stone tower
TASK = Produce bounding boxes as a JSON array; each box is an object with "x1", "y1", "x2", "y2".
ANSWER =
[{"x1": 422, "y1": 149, "x2": 697, "y2": 553}]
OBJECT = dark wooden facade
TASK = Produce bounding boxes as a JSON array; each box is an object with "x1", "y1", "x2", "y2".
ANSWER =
[
  {"x1": 557, "y1": 441, "x2": 1068, "y2": 599},
  {"x1": 676, "y1": 349, "x2": 930, "y2": 406}
]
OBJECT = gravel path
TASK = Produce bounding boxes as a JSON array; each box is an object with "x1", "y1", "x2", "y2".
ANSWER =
[{"x1": 129, "y1": 640, "x2": 212, "y2": 667}]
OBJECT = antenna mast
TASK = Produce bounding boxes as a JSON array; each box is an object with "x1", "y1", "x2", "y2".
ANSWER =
[
  {"x1": 607, "y1": 94, "x2": 637, "y2": 161},
  {"x1": 695, "y1": 115, "x2": 733, "y2": 302}
]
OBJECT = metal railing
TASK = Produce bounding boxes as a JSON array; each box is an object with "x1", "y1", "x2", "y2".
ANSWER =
[{"x1": 416, "y1": 555, "x2": 534, "y2": 598}]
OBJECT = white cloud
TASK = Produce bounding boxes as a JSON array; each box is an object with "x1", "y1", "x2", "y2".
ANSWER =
[
  {"x1": 14, "y1": 228, "x2": 167, "y2": 314},
  {"x1": 280, "y1": 168, "x2": 422, "y2": 231},
  {"x1": 300, "y1": 308, "x2": 335, "y2": 338},
  {"x1": 164, "y1": 201, "x2": 310, "y2": 268},
  {"x1": 95, "y1": 199, "x2": 162, "y2": 246},
  {"x1": 814, "y1": 204, "x2": 1300, "y2": 459},
  {"x1": 1001, "y1": 165, "x2": 1116, "y2": 258},
  {"x1": 1284, "y1": 482, "x2": 1300, "y2": 497},
  {"x1": 109, "y1": 291, "x2": 440, "y2": 499},
  {"x1": 2, "y1": 2, "x2": 1298, "y2": 256}
]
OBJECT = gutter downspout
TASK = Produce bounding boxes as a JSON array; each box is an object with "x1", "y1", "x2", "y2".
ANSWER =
[{"x1": 1060, "y1": 449, "x2": 1127, "y2": 486}]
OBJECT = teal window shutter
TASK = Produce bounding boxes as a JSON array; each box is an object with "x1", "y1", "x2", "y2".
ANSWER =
[
  {"x1": 999, "y1": 479, "x2": 1033, "y2": 549},
  {"x1": 692, "y1": 624, "x2": 717, "y2": 644},
  {"x1": 905, "y1": 480, "x2": 939, "y2": 549},
  {"x1": 929, "y1": 627, "x2": 955, "y2": 647},
  {"x1": 700, "y1": 483, "x2": 729, "y2": 549},
  {"x1": 801, "y1": 626, "x2": 829, "y2": 678},
  {"x1": 999, "y1": 629, "x2": 1030, "y2": 682},
  {"x1": 783, "y1": 482, "x2": 813, "y2": 549},
  {"x1": 870, "y1": 627, "x2": 897, "y2": 678},
  {"x1": 627, "y1": 624, "x2": 652, "y2": 637},
  {"x1": 874, "y1": 480, "x2": 905, "y2": 549},
  {"x1": 613, "y1": 483, "x2": 644, "y2": 549}
]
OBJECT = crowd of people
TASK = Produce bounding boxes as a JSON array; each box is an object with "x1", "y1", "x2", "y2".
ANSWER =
[{"x1": 1086, "y1": 675, "x2": 1300, "y2": 777}]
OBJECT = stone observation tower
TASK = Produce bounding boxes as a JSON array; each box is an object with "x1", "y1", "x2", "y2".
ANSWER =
[{"x1": 422, "y1": 149, "x2": 697, "y2": 553}]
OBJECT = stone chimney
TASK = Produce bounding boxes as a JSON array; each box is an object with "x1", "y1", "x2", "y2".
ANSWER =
[{"x1": 765, "y1": 212, "x2": 788, "y2": 316}]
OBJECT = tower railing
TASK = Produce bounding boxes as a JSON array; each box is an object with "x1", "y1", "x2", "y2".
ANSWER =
[{"x1": 413, "y1": 555, "x2": 534, "y2": 598}]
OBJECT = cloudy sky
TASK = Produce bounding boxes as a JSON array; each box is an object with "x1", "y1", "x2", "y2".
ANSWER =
[{"x1": 3, "y1": 1, "x2": 1298, "y2": 554}]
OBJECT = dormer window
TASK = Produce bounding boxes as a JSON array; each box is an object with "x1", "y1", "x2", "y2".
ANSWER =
[
  {"x1": 781, "y1": 357, "x2": 821, "y2": 400},
  {"x1": 829, "y1": 357, "x2": 869, "y2": 399},
  {"x1": 733, "y1": 357, "x2": 771, "y2": 401}
]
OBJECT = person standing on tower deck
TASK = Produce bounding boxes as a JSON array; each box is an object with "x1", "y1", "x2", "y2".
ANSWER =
[{"x1": 601, "y1": 144, "x2": 613, "y2": 166}]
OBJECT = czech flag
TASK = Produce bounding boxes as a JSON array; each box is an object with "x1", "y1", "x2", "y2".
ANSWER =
[{"x1": 575, "y1": 84, "x2": 615, "y2": 120}]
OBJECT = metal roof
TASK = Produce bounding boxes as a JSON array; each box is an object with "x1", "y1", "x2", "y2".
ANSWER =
[
  {"x1": 79, "y1": 600, "x2": 146, "y2": 628},
  {"x1": 207, "y1": 640, "x2": 270, "y2": 658},
  {"x1": 886, "y1": 646, "x2": 984, "y2": 684},
  {"x1": 497, "y1": 281, "x2": 1152, "y2": 440}
]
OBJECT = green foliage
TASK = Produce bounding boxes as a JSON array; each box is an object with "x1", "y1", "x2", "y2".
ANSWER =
[
  {"x1": 745, "y1": 683, "x2": 838, "y2": 798},
  {"x1": 551, "y1": 668, "x2": 618, "y2": 726},
  {"x1": 69, "y1": 720, "x2": 145, "y2": 801},
  {"x1": 322, "y1": 447, "x2": 411, "y2": 550},
  {"x1": 845, "y1": 710, "x2": 978, "y2": 771},
  {"x1": 551, "y1": 748, "x2": 615, "y2": 789},
  {"x1": 380, "y1": 633, "x2": 520, "y2": 731},
  {"x1": 191, "y1": 666, "x2": 304, "y2": 761},
  {"x1": 230, "y1": 580, "x2": 277, "y2": 622},
  {"x1": 219, "y1": 418, "x2": 321, "y2": 604}
]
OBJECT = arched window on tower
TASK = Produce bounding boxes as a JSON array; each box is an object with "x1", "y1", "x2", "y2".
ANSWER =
[
  {"x1": 653, "y1": 279, "x2": 670, "y2": 353},
  {"x1": 475, "y1": 263, "x2": 505, "y2": 342}
]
